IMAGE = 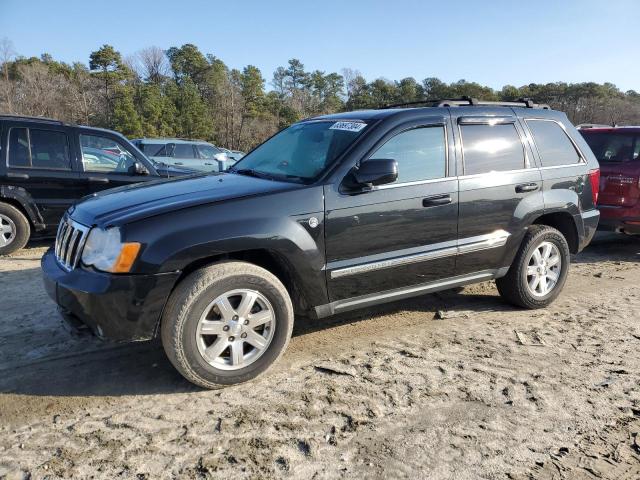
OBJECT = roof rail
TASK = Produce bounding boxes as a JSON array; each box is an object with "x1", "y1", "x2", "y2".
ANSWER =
[
  {"x1": 576, "y1": 123, "x2": 615, "y2": 129},
  {"x1": 0, "y1": 114, "x2": 65, "y2": 123},
  {"x1": 381, "y1": 96, "x2": 550, "y2": 110}
]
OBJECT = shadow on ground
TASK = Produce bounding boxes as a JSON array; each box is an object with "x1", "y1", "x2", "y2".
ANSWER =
[{"x1": 0, "y1": 231, "x2": 637, "y2": 398}]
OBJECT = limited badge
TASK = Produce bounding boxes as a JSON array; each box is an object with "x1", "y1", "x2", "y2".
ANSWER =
[{"x1": 308, "y1": 217, "x2": 319, "y2": 228}]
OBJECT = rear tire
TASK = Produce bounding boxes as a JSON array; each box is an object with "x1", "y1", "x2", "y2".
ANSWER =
[
  {"x1": 496, "y1": 225, "x2": 570, "y2": 309},
  {"x1": 0, "y1": 203, "x2": 30, "y2": 256},
  {"x1": 161, "y1": 261, "x2": 294, "y2": 388}
]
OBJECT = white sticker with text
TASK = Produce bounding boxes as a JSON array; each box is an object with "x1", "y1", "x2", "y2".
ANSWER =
[{"x1": 329, "y1": 121, "x2": 367, "y2": 132}]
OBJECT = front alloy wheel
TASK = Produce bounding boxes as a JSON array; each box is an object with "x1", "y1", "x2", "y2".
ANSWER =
[
  {"x1": 161, "y1": 261, "x2": 294, "y2": 388},
  {"x1": 196, "y1": 289, "x2": 275, "y2": 370}
]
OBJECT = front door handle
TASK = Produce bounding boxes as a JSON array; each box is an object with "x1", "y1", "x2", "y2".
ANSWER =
[
  {"x1": 515, "y1": 183, "x2": 539, "y2": 193},
  {"x1": 87, "y1": 176, "x2": 109, "y2": 184},
  {"x1": 422, "y1": 194, "x2": 452, "y2": 207},
  {"x1": 174, "y1": 162, "x2": 184, "y2": 165}
]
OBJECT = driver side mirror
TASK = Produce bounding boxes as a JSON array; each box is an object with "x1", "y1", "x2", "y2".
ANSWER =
[
  {"x1": 129, "y1": 162, "x2": 149, "y2": 175},
  {"x1": 346, "y1": 159, "x2": 398, "y2": 190}
]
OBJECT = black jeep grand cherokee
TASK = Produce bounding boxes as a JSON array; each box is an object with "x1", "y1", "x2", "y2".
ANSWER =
[{"x1": 42, "y1": 99, "x2": 600, "y2": 388}]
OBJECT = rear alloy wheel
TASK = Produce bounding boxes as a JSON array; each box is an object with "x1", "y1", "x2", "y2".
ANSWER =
[
  {"x1": 0, "y1": 203, "x2": 30, "y2": 256},
  {"x1": 524, "y1": 241, "x2": 562, "y2": 297},
  {"x1": 496, "y1": 225, "x2": 570, "y2": 309},
  {"x1": 161, "y1": 261, "x2": 294, "y2": 388}
]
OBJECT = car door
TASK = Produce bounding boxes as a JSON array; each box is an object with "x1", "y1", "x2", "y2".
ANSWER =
[
  {"x1": 324, "y1": 117, "x2": 459, "y2": 302},
  {"x1": 3, "y1": 120, "x2": 83, "y2": 230},
  {"x1": 167, "y1": 143, "x2": 203, "y2": 171},
  {"x1": 453, "y1": 112, "x2": 543, "y2": 277},
  {"x1": 75, "y1": 129, "x2": 159, "y2": 194}
]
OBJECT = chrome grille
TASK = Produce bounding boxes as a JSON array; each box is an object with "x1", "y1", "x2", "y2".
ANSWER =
[{"x1": 55, "y1": 216, "x2": 90, "y2": 271}]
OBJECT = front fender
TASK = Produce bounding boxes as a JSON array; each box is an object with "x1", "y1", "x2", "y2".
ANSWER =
[{"x1": 124, "y1": 187, "x2": 328, "y2": 308}]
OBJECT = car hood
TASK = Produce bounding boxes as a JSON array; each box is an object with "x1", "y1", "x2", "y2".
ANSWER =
[{"x1": 69, "y1": 172, "x2": 301, "y2": 227}]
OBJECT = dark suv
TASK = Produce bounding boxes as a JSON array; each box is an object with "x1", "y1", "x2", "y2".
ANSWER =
[
  {"x1": 41, "y1": 99, "x2": 600, "y2": 388},
  {"x1": 0, "y1": 116, "x2": 195, "y2": 254}
]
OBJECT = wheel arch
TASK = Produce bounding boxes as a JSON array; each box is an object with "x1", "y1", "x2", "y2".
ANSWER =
[
  {"x1": 531, "y1": 211, "x2": 579, "y2": 253},
  {"x1": 171, "y1": 248, "x2": 312, "y2": 317}
]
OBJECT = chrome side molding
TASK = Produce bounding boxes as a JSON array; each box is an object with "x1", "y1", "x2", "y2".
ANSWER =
[{"x1": 330, "y1": 229, "x2": 510, "y2": 279}]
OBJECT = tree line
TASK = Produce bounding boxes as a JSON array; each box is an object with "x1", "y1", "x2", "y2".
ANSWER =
[{"x1": 1, "y1": 38, "x2": 639, "y2": 151}]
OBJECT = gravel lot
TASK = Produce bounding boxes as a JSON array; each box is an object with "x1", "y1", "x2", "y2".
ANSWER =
[{"x1": 1, "y1": 234, "x2": 639, "y2": 479}]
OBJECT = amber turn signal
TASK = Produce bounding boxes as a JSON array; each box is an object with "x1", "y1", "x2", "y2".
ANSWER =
[{"x1": 112, "y1": 242, "x2": 141, "y2": 273}]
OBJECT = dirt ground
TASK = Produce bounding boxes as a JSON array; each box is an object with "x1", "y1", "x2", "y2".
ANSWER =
[{"x1": 0, "y1": 234, "x2": 639, "y2": 480}]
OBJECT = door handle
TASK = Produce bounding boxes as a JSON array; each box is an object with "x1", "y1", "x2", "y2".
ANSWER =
[
  {"x1": 422, "y1": 194, "x2": 452, "y2": 207},
  {"x1": 7, "y1": 172, "x2": 29, "y2": 179},
  {"x1": 174, "y1": 162, "x2": 184, "y2": 165},
  {"x1": 204, "y1": 162, "x2": 213, "y2": 166},
  {"x1": 87, "y1": 177, "x2": 109, "y2": 183},
  {"x1": 515, "y1": 183, "x2": 539, "y2": 193}
]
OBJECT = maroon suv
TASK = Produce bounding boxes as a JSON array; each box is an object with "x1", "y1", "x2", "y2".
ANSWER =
[{"x1": 580, "y1": 127, "x2": 640, "y2": 234}]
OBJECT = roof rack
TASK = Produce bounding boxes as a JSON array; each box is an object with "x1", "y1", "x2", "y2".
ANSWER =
[
  {"x1": 0, "y1": 114, "x2": 64, "y2": 123},
  {"x1": 575, "y1": 123, "x2": 615, "y2": 129},
  {"x1": 381, "y1": 96, "x2": 550, "y2": 110}
]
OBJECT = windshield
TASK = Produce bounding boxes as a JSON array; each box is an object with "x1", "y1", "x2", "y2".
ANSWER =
[
  {"x1": 581, "y1": 131, "x2": 640, "y2": 163},
  {"x1": 230, "y1": 120, "x2": 369, "y2": 182},
  {"x1": 198, "y1": 145, "x2": 223, "y2": 158}
]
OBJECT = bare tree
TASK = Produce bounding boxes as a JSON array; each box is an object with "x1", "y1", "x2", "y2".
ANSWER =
[
  {"x1": 134, "y1": 46, "x2": 170, "y2": 84},
  {"x1": 0, "y1": 37, "x2": 17, "y2": 112}
]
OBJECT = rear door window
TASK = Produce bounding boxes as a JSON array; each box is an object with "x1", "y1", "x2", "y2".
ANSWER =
[
  {"x1": 8, "y1": 127, "x2": 72, "y2": 170},
  {"x1": 527, "y1": 120, "x2": 582, "y2": 167},
  {"x1": 460, "y1": 123, "x2": 525, "y2": 175},
  {"x1": 172, "y1": 144, "x2": 196, "y2": 158}
]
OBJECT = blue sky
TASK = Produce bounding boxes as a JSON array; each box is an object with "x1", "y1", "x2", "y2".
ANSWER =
[{"x1": 1, "y1": 0, "x2": 639, "y2": 92}]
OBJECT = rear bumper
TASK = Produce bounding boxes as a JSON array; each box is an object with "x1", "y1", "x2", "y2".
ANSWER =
[
  {"x1": 597, "y1": 205, "x2": 640, "y2": 234},
  {"x1": 577, "y1": 209, "x2": 600, "y2": 251},
  {"x1": 41, "y1": 248, "x2": 180, "y2": 342}
]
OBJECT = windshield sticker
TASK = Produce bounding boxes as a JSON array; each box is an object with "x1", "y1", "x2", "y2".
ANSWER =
[{"x1": 329, "y1": 121, "x2": 367, "y2": 132}]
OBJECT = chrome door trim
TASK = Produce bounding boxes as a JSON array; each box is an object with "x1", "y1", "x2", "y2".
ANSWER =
[{"x1": 329, "y1": 229, "x2": 510, "y2": 279}]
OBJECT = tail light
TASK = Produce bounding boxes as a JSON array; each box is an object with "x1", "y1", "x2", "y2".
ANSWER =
[{"x1": 588, "y1": 168, "x2": 600, "y2": 205}]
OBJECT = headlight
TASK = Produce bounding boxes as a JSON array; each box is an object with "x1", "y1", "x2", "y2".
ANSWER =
[{"x1": 81, "y1": 227, "x2": 141, "y2": 273}]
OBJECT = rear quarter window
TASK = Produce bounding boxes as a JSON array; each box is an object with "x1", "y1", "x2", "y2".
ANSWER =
[{"x1": 527, "y1": 119, "x2": 582, "y2": 167}]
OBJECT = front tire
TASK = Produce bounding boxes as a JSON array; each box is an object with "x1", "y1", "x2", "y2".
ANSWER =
[
  {"x1": 161, "y1": 261, "x2": 294, "y2": 388},
  {"x1": 0, "y1": 203, "x2": 30, "y2": 256},
  {"x1": 496, "y1": 225, "x2": 570, "y2": 309}
]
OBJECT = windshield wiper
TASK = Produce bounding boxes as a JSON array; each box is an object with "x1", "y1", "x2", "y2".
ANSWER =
[{"x1": 231, "y1": 168, "x2": 278, "y2": 180}]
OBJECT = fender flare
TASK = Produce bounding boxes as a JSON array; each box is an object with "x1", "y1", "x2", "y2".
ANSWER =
[{"x1": 0, "y1": 185, "x2": 46, "y2": 230}]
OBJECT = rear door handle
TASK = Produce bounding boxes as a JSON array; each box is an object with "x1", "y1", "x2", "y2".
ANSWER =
[
  {"x1": 87, "y1": 176, "x2": 109, "y2": 184},
  {"x1": 515, "y1": 183, "x2": 539, "y2": 193},
  {"x1": 422, "y1": 194, "x2": 452, "y2": 207},
  {"x1": 7, "y1": 172, "x2": 29, "y2": 179},
  {"x1": 174, "y1": 162, "x2": 184, "y2": 165}
]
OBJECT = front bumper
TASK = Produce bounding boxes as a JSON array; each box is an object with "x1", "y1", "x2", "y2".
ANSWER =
[{"x1": 41, "y1": 248, "x2": 180, "y2": 342}]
